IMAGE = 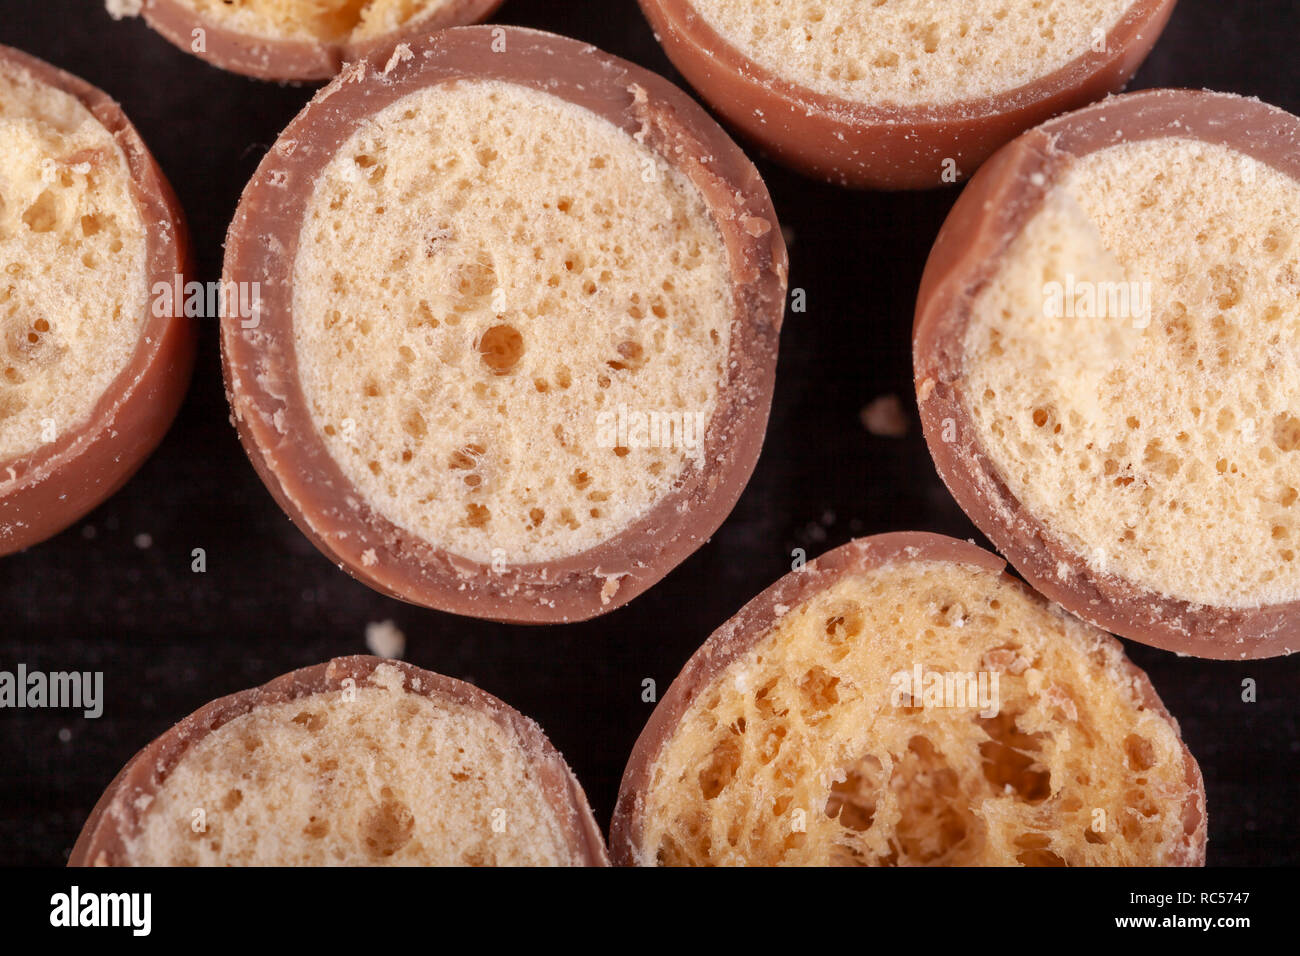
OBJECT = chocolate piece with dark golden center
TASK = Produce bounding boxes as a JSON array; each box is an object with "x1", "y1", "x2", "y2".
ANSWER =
[
  {"x1": 612, "y1": 533, "x2": 1205, "y2": 866},
  {"x1": 916, "y1": 89, "x2": 1300, "y2": 658},
  {"x1": 107, "y1": 0, "x2": 504, "y2": 82},
  {"x1": 72, "y1": 656, "x2": 610, "y2": 866},
  {"x1": 638, "y1": 0, "x2": 1177, "y2": 189},
  {"x1": 0, "y1": 44, "x2": 194, "y2": 556},
  {"x1": 221, "y1": 26, "x2": 787, "y2": 622}
]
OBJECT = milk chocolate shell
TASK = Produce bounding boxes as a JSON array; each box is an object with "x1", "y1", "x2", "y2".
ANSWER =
[
  {"x1": 0, "y1": 45, "x2": 194, "y2": 556},
  {"x1": 915, "y1": 89, "x2": 1300, "y2": 659},
  {"x1": 611, "y1": 533, "x2": 1206, "y2": 866},
  {"x1": 221, "y1": 26, "x2": 787, "y2": 623},
  {"x1": 109, "y1": 0, "x2": 505, "y2": 82},
  {"x1": 71, "y1": 656, "x2": 611, "y2": 866},
  {"x1": 637, "y1": 0, "x2": 1177, "y2": 189}
]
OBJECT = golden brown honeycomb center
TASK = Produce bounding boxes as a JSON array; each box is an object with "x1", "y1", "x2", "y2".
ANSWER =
[
  {"x1": 169, "y1": 0, "x2": 458, "y2": 44},
  {"x1": 639, "y1": 560, "x2": 1192, "y2": 866}
]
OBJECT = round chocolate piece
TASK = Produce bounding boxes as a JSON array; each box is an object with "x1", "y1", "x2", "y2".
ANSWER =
[
  {"x1": 612, "y1": 532, "x2": 1206, "y2": 866},
  {"x1": 0, "y1": 44, "x2": 194, "y2": 556},
  {"x1": 221, "y1": 26, "x2": 787, "y2": 623},
  {"x1": 638, "y1": 0, "x2": 1177, "y2": 188},
  {"x1": 110, "y1": 0, "x2": 505, "y2": 82},
  {"x1": 72, "y1": 655, "x2": 611, "y2": 866},
  {"x1": 916, "y1": 89, "x2": 1300, "y2": 659}
]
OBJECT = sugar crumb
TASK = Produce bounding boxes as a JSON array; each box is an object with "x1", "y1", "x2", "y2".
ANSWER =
[
  {"x1": 104, "y1": 0, "x2": 142, "y2": 19},
  {"x1": 861, "y1": 394, "x2": 909, "y2": 438},
  {"x1": 365, "y1": 620, "x2": 406, "y2": 660}
]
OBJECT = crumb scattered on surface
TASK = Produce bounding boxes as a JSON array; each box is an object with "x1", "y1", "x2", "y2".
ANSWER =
[
  {"x1": 133, "y1": 533, "x2": 152, "y2": 550},
  {"x1": 383, "y1": 44, "x2": 414, "y2": 74},
  {"x1": 600, "y1": 576, "x2": 621, "y2": 605},
  {"x1": 104, "y1": 0, "x2": 143, "y2": 19},
  {"x1": 365, "y1": 619, "x2": 406, "y2": 659},
  {"x1": 861, "y1": 394, "x2": 910, "y2": 438}
]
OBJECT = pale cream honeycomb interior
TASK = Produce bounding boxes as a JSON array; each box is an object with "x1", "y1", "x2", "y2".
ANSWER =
[
  {"x1": 964, "y1": 138, "x2": 1300, "y2": 608},
  {"x1": 0, "y1": 66, "x2": 148, "y2": 461},
  {"x1": 167, "y1": 0, "x2": 456, "y2": 44},
  {"x1": 293, "y1": 79, "x2": 733, "y2": 565},
  {"x1": 126, "y1": 665, "x2": 582, "y2": 866},
  {"x1": 689, "y1": 0, "x2": 1133, "y2": 107},
  {"x1": 638, "y1": 560, "x2": 1193, "y2": 866}
]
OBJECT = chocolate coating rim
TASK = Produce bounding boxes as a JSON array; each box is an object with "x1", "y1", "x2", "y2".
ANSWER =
[
  {"x1": 914, "y1": 88, "x2": 1300, "y2": 660},
  {"x1": 70, "y1": 655, "x2": 612, "y2": 867},
  {"x1": 610, "y1": 531, "x2": 1207, "y2": 866},
  {"x1": 0, "y1": 44, "x2": 195, "y2": 557},
  {"x1": 637, "y1": 0, "x2": 1178, "y2": 189},
  {"x1": 136, "y1": 0, "x2": 506, "y2": 82},
  {"x1": 220, "y1": 25, "x2": 788, "y2": 624}
]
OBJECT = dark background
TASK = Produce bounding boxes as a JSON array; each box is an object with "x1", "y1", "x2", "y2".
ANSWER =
[{"x1": 0, "y1": 0, "x2": 1295, "y2": 867}]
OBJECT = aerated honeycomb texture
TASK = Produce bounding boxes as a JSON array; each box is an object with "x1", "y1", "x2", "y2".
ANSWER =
[
  {"x1": 0, "y1": 66, "x2": 148, "y2": 461},
  {"x1": 690, "y1": 0, "x2": 1132, "y2": 107},
  {"x1": 638, "y1": 561, "x2": 1193, "y2": 865},
  {"x1": 293, "y1": 80, "x2": 734, "y2": 564},
  {"x1": 126, "y1": 665, "x2": 581, "y2": 866},
  {"x1": 170, "y1": 0, "x2": 455, "y2": 43},
  {"x1": 965, "y1": 138, "x2": 1300, "y2": 608}
]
